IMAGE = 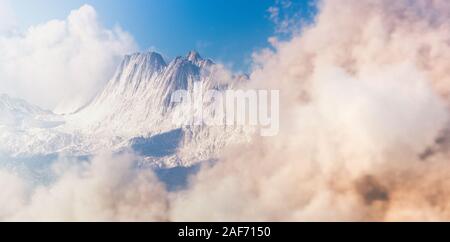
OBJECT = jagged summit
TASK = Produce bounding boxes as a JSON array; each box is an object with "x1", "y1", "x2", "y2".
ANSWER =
[
  {"x1": 120, "y1": 51, "x2": 167, "y2": 74},
  {"x1": 186, "y1": 50, "x2": 202, "y2": 62},
  {"x1": 125, "y1": 51, "x2": 166, "y2": 63},
  {"x1": 185, "y1": 50, "x2": 214, "y2": 68},
  {"x1": 236, "y1": 74, "x2": 250, "y2": 82},
  {"x1": 105, "y1": 50, "x2": 217, "y2": 94},
  {"x1": 72, "y1": 49, "x2": 223, "y2": 137},
  {"x1": 114, "y1": 51, "x2": 215, "y2": 82}
]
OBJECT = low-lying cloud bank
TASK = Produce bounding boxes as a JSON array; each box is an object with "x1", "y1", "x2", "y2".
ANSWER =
[
  {"x1": 2, "y1": 0, "x2": 450, "y2": 221},
  {"x1": 0, "y1": 153, "x2": 168, "y2": 221}
]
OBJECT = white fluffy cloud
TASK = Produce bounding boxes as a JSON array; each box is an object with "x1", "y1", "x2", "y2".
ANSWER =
[
  {"x1": 0, "y1": 5, "x2": 137, "y2": 113},
  {"x1": 170, "y1": 0, "x2": 450, "y2": 221}
]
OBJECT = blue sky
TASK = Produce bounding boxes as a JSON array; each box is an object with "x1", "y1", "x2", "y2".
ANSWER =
[{"x1": 10, "y1": 0, "x2": 313, "y2": 71}]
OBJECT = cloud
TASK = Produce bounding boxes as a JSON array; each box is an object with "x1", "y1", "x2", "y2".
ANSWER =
[
  {"x1": 170, "y1": 0, "x2": 450, "y2": 221},
  {"x1": 0, "y1": 5, "x2": 137, "y2": 113},
  {"x1": 268, "y1": 0, "x2": 305, "y2": 34},
  {"x1": 0, "y1": 152, "x2": 168, "y2": 221},
  {"x1": 0, "y1": 0, "x2": 16, "y2": 33}
]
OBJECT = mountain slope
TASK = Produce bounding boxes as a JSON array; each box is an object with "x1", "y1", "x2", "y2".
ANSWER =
[
  {"x1": 0, "y1": 94, "x2": 69, "y2": 156},
  {"x1": 0, "y1": 94, "x2": 56, "y2": 128},
  {"x1": 70, "y1": 51, "x2": 216, "y2": 135},
  {"x1": 0, "y1": 51, "x2": 249, "y2": 167}
]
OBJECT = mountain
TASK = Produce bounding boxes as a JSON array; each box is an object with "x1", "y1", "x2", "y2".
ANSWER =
[
  {"x1": 0, "y1": 94, "x2": 54, "y2": 128},
  {"x1": 0, "y1": 94, "x2": 68, "y2": 156},
  {"x1": 0, "y1": 51, "x2": 249, "y2": 168},
  {"x1": 69, "y1": 51, "x2": 214, "y2": 136}
]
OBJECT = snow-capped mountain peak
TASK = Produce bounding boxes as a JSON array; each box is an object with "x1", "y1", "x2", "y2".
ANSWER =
[
  {"x1": 110, "y1": 51, "x2": 167, "y2": 88},
  {"x1": 123, "y1": 51, "x2": 167, "y2": 72},
  {"x1": 69, "y1": 51, "x2": 218, "y2": 135},
  {"x1": 187, "y1": 50, "x2": 201, "y2": 62},
  {"x1": 185, "y1": 50, "x2": 215, "y2": 69}
]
